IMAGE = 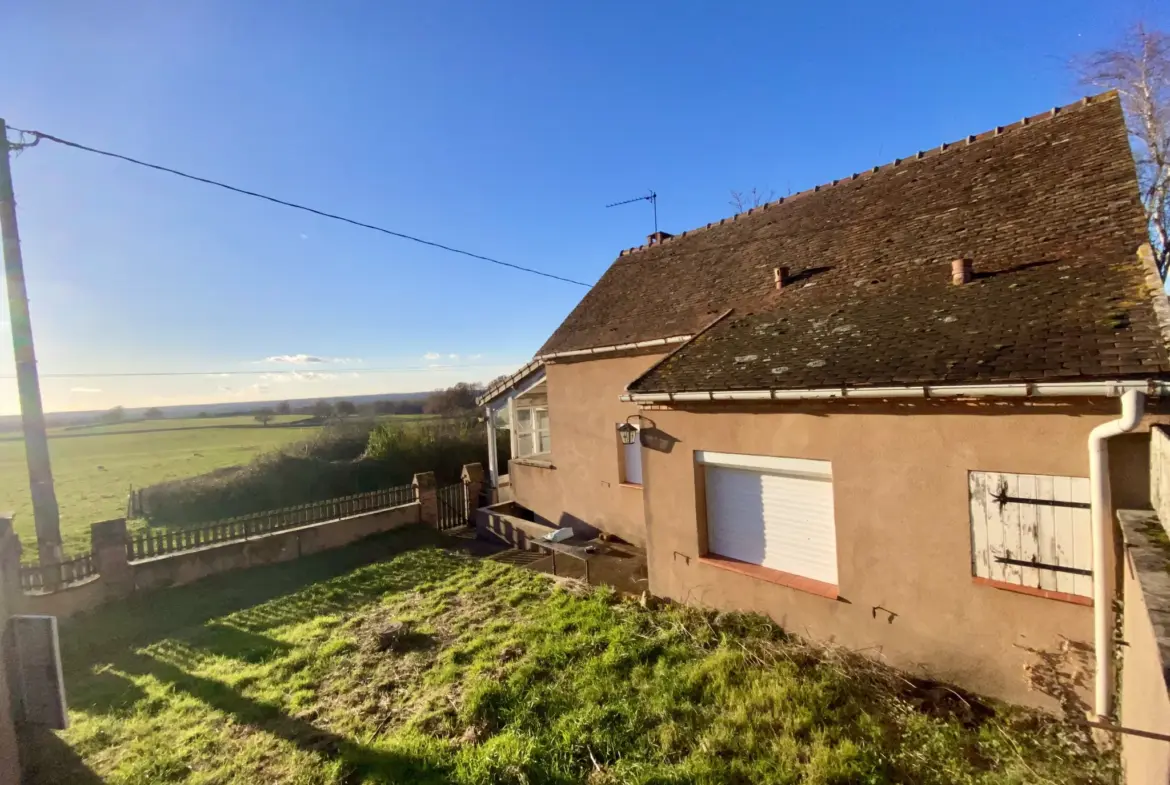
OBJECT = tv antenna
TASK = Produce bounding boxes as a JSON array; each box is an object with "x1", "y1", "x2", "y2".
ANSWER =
[{"x1": 606, "y1": 190, "x2": 658, "y2": 234}]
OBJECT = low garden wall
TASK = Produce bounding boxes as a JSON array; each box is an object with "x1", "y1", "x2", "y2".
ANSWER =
[{"x1": 17, "y1": 470, "x2": 457, "y2": 619}]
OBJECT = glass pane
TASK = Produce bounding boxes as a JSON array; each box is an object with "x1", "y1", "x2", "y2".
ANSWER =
[
  {"x1": 516, "y1": 408, "x2": 532, "y2": 430},
  {"x1": 535, "y1": 409, "x2": 549, "y2": 430},
  {"x1": 518, "y1": 432, "x2": 534, "y2": 457},
  {"x1": 537, "y1": 429, "x2": 551, "y2": 454}
]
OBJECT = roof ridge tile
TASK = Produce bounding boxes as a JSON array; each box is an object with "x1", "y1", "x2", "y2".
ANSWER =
[{"x1": 617, "y1": 90, "x2": 1118, "y2": 257}]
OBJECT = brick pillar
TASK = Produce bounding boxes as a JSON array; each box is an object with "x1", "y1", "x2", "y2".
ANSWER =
[
  {"x1": 462, "y1": 463, "x2": 484, "y2": 516},
  {"x1": 412, "y1": 472, "x2": 438, "y2": 528},
  {"x1": 91, "y1": 518, "x2": 133, "y2": 599}
]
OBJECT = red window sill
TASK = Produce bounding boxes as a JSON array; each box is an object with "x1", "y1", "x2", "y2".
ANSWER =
[
  {"x1": 699, "y1": 554, "x2": 838, "y2": 600},
  {"x1": 972, "y1": 576, "x2": 1092, "y2": 607}
]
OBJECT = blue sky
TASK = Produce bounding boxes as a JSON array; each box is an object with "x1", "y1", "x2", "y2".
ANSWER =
[{"x1": 1, "y1": 0, "x2": 1167, "y2": 414}]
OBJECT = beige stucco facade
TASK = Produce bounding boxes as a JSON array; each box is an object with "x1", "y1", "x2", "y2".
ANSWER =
[
  {"x1": 638, "y1": 398, "x2": 1157, "y2": 708},
  {"x1": 508, "y1": 353, "x2": 665, "y2": 547},
  {"x1": 500, "y1": 351, "x2": 1163, "y2": 707}
]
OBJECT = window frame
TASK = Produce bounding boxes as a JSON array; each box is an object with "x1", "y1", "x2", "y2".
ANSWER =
[{"x1": 514, "y1": 405, "x2": 550, "y2": 458}]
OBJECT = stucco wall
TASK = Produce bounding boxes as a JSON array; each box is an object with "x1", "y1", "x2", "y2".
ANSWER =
[
  {"x1": 1120, "y1": 528, "x2": 1170, "y2": 785},
  {"x1": 641, "y1": 398, "x2": 1155, "y2": 709},
  {"x1": 509, "y1": 353, "x2": 665, "y2": 546}
]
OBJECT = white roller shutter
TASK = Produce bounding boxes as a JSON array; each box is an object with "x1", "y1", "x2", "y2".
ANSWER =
[{"x1": 701, "y1": 452, "x2": 837, "y2": 585}]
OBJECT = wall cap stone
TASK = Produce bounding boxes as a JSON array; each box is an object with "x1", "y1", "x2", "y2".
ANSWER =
[{"x1": 1119, "y1": 508, "x2": 1170, "y2": 691}]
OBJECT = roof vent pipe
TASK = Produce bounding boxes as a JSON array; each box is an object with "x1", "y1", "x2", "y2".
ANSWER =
[
  {"x1": 951, "y1": 258, "x2": 974, "y2": 285},
  {"x1": 774, "y1": 267, "x2": 790, "y2": 290}
]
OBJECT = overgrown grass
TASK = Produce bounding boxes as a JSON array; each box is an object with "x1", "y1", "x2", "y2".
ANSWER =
[{"x1": 36, "y1": 526, "x2": 1115, "y2": 785}]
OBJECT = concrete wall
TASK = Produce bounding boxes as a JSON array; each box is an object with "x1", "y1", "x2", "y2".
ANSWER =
[
  {"x1": 1120, "y1": 520, "x2": 1170, "y2": 785},
  {"x1": 1152, "y1": 425, "x2": 1170, "y2": 531},
  {"x1": 641, "y1": 398, "x2": 1156, "y2": 709},
  {"x1": 509, "y1": 353, "x2": 665, "y2": 546},
  {"x1": 23, "y1": 503, "x2": 421, "y2": 618},
  {"x1": 0, "y1": 518, "x2": 24, "y2": 785}
]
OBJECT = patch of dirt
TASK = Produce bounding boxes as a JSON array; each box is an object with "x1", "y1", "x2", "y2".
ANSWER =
[{"x1": 364, "y1": 621, "x2": 435, "y2": 654}]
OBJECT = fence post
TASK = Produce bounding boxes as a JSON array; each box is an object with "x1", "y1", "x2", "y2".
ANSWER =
[
  {"x1": 461, "y1": 463, "x2": 484, "y2": 522},
  {"x1": 0, "y1": 515, "x2": 22, "y2": 600},
  {"x1": 92, "y1": 518, "x2": 133, "y2": 599},
  {"x1": 412, "y1": 472, "x2": 438, "y2": 528}
]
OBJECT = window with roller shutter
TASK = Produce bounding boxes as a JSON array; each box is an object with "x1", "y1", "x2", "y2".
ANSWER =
[{"x1": 699, "y1": 452, "x2": 838, "y2": 587}]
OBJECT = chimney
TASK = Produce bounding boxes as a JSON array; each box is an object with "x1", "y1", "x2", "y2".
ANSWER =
[
  {"x1": 951, "y1": 258, "x2": 974, "y2": 285},
  {"x1": 773, "y1": 266, "x2": 790, "y2": 290},
  {"x1": 646, "y1": 231, "x2": 674, "y2": 246}
]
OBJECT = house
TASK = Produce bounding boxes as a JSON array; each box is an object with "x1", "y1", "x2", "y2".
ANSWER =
[{"x1": 477, "y1": 91, "x2": 1170, "y2": 711}]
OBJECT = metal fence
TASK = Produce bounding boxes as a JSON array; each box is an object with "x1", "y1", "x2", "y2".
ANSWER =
[
  {"x1": 126, "y1": 484, "x2": 416, "y2": 561},
  {"x1": 436, "y1": 483, "x2": 470, "y2": 530},
  {"x1": 20, "y1": 551, "x2": 97, "y2": 591}
]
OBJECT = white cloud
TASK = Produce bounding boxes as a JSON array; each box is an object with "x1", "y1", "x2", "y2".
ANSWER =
[
  {"x1": 264, "y1": 354, "x2": 328, "y2": 364},
  {"x1": 70, "y1": 387, "x2": 102, "y2": 393},
  {"x1": 205, "y1": 373, "x2": 231, "y2": 378},
  {"x1": 423, "y1": 352, "x2": 441, "y2": 361},
  {"x1": 469, "y1": 354, "x2": 483, "y2": 360},
  {"x1": 260, "y1": 371, "x2": 337, "y2": 383},
  {"x1": 299, "y1": 233, "x2": 309, "y2": 240},
  {"x1": 448, "y1": 353, "x2": 459, "y2": 360},
  {"x1": 261, "y1": 354, "x2": 361, "y2": 365}
]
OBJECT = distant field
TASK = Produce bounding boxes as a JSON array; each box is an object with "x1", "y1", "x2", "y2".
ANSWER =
[{"x1": 1, "y1": 416, "x2": 324, "y2": 556}]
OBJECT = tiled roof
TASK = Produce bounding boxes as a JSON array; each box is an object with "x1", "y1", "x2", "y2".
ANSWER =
[{"x1": 555, "y1": 92, "x2": 1170, "y2": 394}]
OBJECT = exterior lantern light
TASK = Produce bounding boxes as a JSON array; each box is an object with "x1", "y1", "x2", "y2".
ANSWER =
[{"x1": 617, "y1": 421, "x2": 638, "y2": 445}]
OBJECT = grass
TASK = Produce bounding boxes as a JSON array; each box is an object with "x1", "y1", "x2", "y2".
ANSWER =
[
  {"x1": 34, "y1": 526, "x2": 1116, "y2": 785},
  {"x1": 0, "y1": 416, "x2": 322, "y2": 555}
]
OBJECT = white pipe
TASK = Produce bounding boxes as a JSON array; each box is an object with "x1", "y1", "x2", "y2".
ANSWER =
[
  {"x1": 1088, "y1": 389, "x2": 1145, "y2": 719},
  {"x1": 485, "y1": 406, "x2": 499, "y2": 489}
]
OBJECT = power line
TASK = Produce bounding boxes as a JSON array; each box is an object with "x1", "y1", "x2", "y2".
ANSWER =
[
  {"x1": 0, "y1": 363, "x2": 505, "y2": 380},
  {"x1": 7, "y1": 126, "x2": 592, "y2": 288}
]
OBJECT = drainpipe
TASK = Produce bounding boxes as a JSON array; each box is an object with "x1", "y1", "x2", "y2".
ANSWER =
[{"x1": 1088, "y1": 388, "x2": 1145, "y2": 719}]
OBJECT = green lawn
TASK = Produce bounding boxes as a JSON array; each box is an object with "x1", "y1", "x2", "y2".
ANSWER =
[
  {"x1": 31, "y1": 526, "x2": 1115, "y2": 785},
  {"x1": 0, "y1": 417, "x2": 322, "y2": 555}
]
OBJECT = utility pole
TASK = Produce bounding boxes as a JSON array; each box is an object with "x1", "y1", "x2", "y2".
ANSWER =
[{"x1": 0, "y1": 119, "x2": 63, "y2": 566}]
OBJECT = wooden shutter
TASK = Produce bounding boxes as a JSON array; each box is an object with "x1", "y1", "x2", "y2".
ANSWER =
[
  {"x1": 968, "y1": 471, "x2": 1092, "y2": 597},
  {"x1": 701, "y1": 453, "x2": 837, "y2": 585}
]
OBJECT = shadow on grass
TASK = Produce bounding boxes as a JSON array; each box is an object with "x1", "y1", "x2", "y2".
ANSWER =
[
  {"x1": 60, "y1": 525, "x2": 451, "y2": 667},
  {"x1": 20, "y1": 726, "x2": 107, "y2": 784},
  {"x1": 48, "y1": 525, "x2": 476, "y2": 783},
  {"x1": 133, "y1": 653, "x2": 454, "y2": 784}
]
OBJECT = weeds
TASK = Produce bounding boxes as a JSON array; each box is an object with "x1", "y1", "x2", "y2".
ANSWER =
[{"x1": 39, "y1": 527, "x2": 1116, "y2": 784}]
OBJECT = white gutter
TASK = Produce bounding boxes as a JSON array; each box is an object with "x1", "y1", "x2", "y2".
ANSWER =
[
  {"x1": 1088, "y1": 389, "x2": 1146, "y2": 720},
  {"x1": 620, "y1": 379, "x2": 1166, "y2": 403}
]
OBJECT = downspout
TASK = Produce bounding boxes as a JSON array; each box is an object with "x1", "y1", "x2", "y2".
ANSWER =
[
  {"x1": 485, "y1": 405, "x2": 499, "y2": 490},
  {"x1": 1088, "y1": 388, "x2": 1145, "y2": 719}
]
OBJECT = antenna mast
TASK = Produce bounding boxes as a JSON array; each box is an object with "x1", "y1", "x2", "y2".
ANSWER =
[{"x1": 605, "y1": 190, "x2": 657, "y2": 234}]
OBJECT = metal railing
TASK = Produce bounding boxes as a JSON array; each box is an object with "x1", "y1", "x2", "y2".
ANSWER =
[
  {"x1": 126, "y1": 484, "x2": 416, "y2": 561},
  {"x1": 20, "y1": 551, "x2": 96, "y2": 591}
]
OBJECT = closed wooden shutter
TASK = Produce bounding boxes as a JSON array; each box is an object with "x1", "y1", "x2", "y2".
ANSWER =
[
  {"x1": 968, "y1": 471, "x2": 1092, "y2": 598},
  {"x1": 702, "y1": 453, "x2": 837, "y2": 585}
]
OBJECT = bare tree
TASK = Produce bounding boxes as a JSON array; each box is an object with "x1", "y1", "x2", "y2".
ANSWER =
[
  {"x1": 729, "y1": 187, "x2": 777, "y2": 213},
  {"x1": 1079, "y1": 24, "x2": 1170, "y2": 278}
]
